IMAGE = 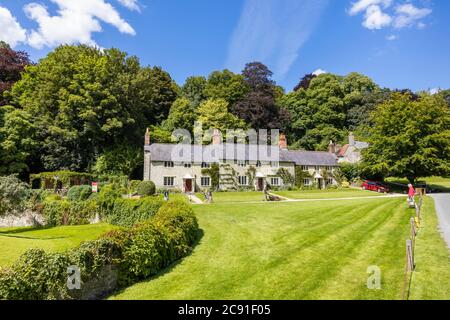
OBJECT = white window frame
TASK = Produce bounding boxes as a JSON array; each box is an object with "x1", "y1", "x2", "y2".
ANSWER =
[
  {"x1": 201, "y1": 176, "x2": 211, "y2": 187},
  {"x1": 164, "y1": 161, "x2": 174, "y2": 168},
  {"x1": 201, "y1": 162, "x2": 210, "y2": 169},
  {"x1": 270, "y1": 161, "x2": 279, "y2": 168},
  {"x1": 256, "y1": 160, "x2": 262, "y2": 168},
  {"x1": 184, "y1": 162, "x2": 192, "y2": 168},
  {"x1": 270, "y1": 177, "x2": 280, "y2": 186},
  {"x1": 238, "y1": 176, "x2": 248, "y2": 186},
  {"x1": 164, "y1": 176, "x2": 175, "y2": 186},
  {"x1": 327, "y1": 178, "x2": 334, "y2": 185},
  {"x1": 303, "y1": 178, "x2": 311, "y2": 186},
  {"x1": 302, "y1": 165, "x2": 308, "y2": 171}
]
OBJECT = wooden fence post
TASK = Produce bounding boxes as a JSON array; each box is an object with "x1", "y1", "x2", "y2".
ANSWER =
[
  {"x1": 406, "y1": 239, "x2": 414, "y2": 271},
  {"x1": 415, "y1": 203, "x2": 420, "y2": 219},
  {"x1": 410, "y1": 218, "x2": 416, "y2": 242}
]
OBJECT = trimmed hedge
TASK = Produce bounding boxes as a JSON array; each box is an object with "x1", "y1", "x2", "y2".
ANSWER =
[
  {"x1": 67, "y1": 185, "x2": 92, "y2": 202},
  {"x1": 41, "y1": 199, "x2": 98, "y2": 227},
  {"x1": 107, "y1": 197, "x2": 164, "y2": 227},
  {"x1": 136, "y1": 181, "x2": 156, "y2": 196},
  {"x1": 0, "y1": 201, "x2": 199, "y2": 300}
]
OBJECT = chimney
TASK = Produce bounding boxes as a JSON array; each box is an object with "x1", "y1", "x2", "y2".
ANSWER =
[
  {"x1": 279, "y1": 133, "x2": 288, "y2": 150},
  {"x1": 144, "y1": 128, "x2": 150, "y2": 146},
  {"x1": 349, "y1": 132, "x2": 355, "y2": 146},
  {"x1": 328, "y1": 140, "x2": 335, "y2": 154},
  {"x1": 212, "y1": 129, "x2": 221, "y2": 145}
]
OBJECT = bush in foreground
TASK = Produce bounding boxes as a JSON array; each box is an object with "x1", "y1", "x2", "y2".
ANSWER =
[
  {"x1": 136, "y1": 180, "x2": 156, "y2": 196},
  {"x1": 0, "y1": 200, "x2": 199, "y2": 300}
]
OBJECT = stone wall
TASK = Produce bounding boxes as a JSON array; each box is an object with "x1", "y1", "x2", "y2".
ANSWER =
[{"x1": 0, "y1": 210, "x2": 44, "y2": 227}]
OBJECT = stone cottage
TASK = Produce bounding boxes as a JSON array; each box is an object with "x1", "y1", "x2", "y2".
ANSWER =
[{"x1": 143, "y1": 129, "x2": 339, "y2": 192}]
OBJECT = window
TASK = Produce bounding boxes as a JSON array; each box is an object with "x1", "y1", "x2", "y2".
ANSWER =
[
  {"x1": 164, "y1": 177, "x2": 174, "y2": 186},
  {"x1": 184, "y1": 162, "x2": 192, "y2": 168},
  {"x1": 303, "y1": 179, "x2": 311, "y2": 186},
  {"x1": 164, "y1": 161, "x2": 174, "y2": 168},
  {"x1": 256, "y1": 161, "x2": 262, "y2": 168},
  {"x1": 314, "y1": 165, "x2": 320, "y2": 171},
  {"x1": 301, "y1": 165, "x2": 308, "y2": 171},
  {"x1": 238, "y1": 176, "x2": 248, "y2": 186},
  {"x1": 201, "y1": 176, "x2": 211, "y2": 187},
  {"x1": 201, "y1": 162, "x2": 210, "y2": 168},
  {"x1": 327, "y1": 178, "x2": 334, "y2": 185},
  {"x1": 238, "y1": 160, "x2": 248, "y2": 167},
  {"x1": 326, "y1": 166, "x2": 333, "y2": 171},
  {"x1": 270, "y1": 161, "x2": 279, "y2": 168},
  {"x1": 270, "y1": 177, "x2": 280, "y2": 186}
]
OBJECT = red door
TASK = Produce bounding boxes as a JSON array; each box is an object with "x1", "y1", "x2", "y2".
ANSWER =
[
  {"x1": 185, "y1": 179, "x2": 192, "y2": 193},
  {"x1": 257, "y1": 178, "x2": 264, "y2": 191}
]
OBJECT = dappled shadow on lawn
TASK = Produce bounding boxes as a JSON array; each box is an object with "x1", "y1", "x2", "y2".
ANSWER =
[
  {"x1": 110, "y1": 228, "x2": 205, "y2": 299},
  {"x1": 0, "y1": 226, "x2": 68, "y2": 240},
  {"x1": 0, "y1": 233, "x2": 68, "y2": 240},
  {"x1": 0, "y1": 226, "x2": 53, "y2": 235}
]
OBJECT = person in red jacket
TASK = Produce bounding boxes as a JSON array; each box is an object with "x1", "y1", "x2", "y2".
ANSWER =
[{"x1": 408, "y1": 184, "x2": 416, "y2": 202}]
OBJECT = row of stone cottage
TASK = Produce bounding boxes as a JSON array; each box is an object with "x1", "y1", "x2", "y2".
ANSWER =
[{"x1": 143, "y1": 129, "x2": 366, "y2": 193}]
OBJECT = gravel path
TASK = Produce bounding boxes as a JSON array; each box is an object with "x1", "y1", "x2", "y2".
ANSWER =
[{"x1": 430, "y1": 193, "x2": 450, "y2": 249}]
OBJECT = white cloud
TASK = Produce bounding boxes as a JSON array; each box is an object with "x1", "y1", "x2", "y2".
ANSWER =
[
  {"x1": 226, "y1": 0, "x2": 329, "y2": 80},
  {"x1": 348, "y1": 1, "x2": 431, "y2": 31},
  {"x1": 362, "y1": 5, "x2": 392, "y2": 29},
  {"x1": 24, "y1": 0, "x2": 136, "y2": 49},
  {"x1": 312, "y1": 68, "x2": 327, "y2": 76},
  {"x1": 393, "y1": 3, "x2": 432, "y2": 28},
  {"x1": 0, "y1": 6, "x2": 27, "y2": 48},
  {"x1": 429, "y1": 88, "x2": 440, "y2": 95},
  {"x1": 349, "y1": 0, "x2": 392, "y2": 15},
  {"x1": 117, "y1": 0, "x2": 141, "y2": 12},
  {"x1": 386, "y1": 34, "x2": 398, "y2": 40}
]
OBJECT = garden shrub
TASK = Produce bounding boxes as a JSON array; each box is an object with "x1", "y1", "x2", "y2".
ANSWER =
[
  {"x1": 136, "y1": 180, "x2": 156, "y2": 196},
  {"x1": 67, "y1": 185, "x2": 92, "y2": 202},
  {"x1": 0, "y1": 201, "x2": 199, "y2": 300},
  {"x1": 42, "y1": 198, "x2": 98, "y2": 227},
  {"x1": 107, "y1": 197, "x2": 164, "y2": 227},
  {"x1": 0, "y1": 175, "x2": 30, "y2": 216}
]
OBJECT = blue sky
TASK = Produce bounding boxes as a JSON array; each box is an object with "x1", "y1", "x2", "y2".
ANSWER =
[{"x1": 0, "y1": 0, "x2": 449, "y2": 92}]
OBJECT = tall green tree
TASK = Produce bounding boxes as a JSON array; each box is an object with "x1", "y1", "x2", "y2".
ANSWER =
[
  {"x1": 204, "y1": 69, "x2": 249, "y2": 106},
  {"x1": 162, "y1": 97, "x2": 196, "y2": 133},
  {"x1": 197, "y1": 98, "x2": 247, "y2": 133},
  {"x1": 361, "y1": 93, "x2": 450, "y2": 184},
  {"x1": 9, "y1": 45, "x2": 176, "y2": 172},
  {"x1": 182, "y1": 76, "x2": 207, "y2": 108},
  {"x1": 0, "y1": 106, "x2": 36, "y2": 175}
]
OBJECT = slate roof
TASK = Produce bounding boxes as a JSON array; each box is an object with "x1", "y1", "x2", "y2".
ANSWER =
[{"x1": 145, "y1": 143, "x2": 338, "y2": 166}]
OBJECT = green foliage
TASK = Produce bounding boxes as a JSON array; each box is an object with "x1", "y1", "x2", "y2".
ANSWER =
[
  {"x1": 162, "y1": 97, "x2": 196, "y2": 133},
  {"x1": 41, "y1": 198, "x2": 98, "y2": 227},
  {"x1": 338, "y1": 162, "x2": 360, "y2": 183},
  {"x1": 0, "y1": 198, "x2": 199, "y2": 300},
  {"x1": 0, "y1": 175, "x2": 30, "y2": 216},
  {"x1": 107, "y1": 197, "x2": 163, "y2": 227},
  {"x1": 277, "y1": 168, "x2": 295, "y2": 187},
  {"x1": 196, "y1": 98, "x2": 247, "y2": 132},
  {"x1": 93, "y1": 143, "x2": 143, "y2": 177},
  {"x1": 294, "y1": 166, "x2": 312, "y2": 188},
  {"x1": 181, "y1": 76, "x2": 207, "y2": 108},
  {"x1": 204, "y1": 69, "x2": 249, "y2": 106},
  {"x1": 8, "y1": 45, "x2": 177, "y2": 172},
  {"x1": 0, "y1": 106, "x2": 36, "y2": 174},
  {"x1": 136, "y1": 180, "x2": 156, "y2": 196},
  {"x1": 201, "y1": 163, "x2": 220, "y2": 191},
  {"x1": 97, "y1": 184, "x2": 122, "y2": 214},
  {"x1": 280, "y1": 72, "x2": 382, "y2": 150},
  {"x1": 67, "y1": 185, "x2": 92, "y2": 202},
  {"x1": 30, "y1": 171, "x2": 93, "y2": 189},
  {"x1": 361, "y1": 93, "x2": 450, "y2": 183}
]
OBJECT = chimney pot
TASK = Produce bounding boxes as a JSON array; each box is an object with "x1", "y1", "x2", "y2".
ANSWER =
[
  {"x1": 328, "y1": 140, "x2": 335, "y2": 154},
  {"x1": 212, "y1": 129, "x2": 221, "y2": 145},
  {"x1": 144, "y1": 128, "x2": 150, "y2": 145},
  {"x1": 279, "y1": 133, "x2": 288, "y2": 150},
  {"x1": 349, "y1": 132, "x2": 355, "y2": 146}
]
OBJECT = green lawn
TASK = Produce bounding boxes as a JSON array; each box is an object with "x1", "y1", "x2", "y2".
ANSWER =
[
  {"x1": 0, "y1": 223, "x2": 116, "y2": 266},
  {"x1": 110, "y1": 197, "x2": 449, "y2": 300},
  {"x1": 196, "y1": 191, "x2": 267, "y2": 203},
  {"x1": 273, "y1": 188, "x2": 384, "y2": 200}
]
